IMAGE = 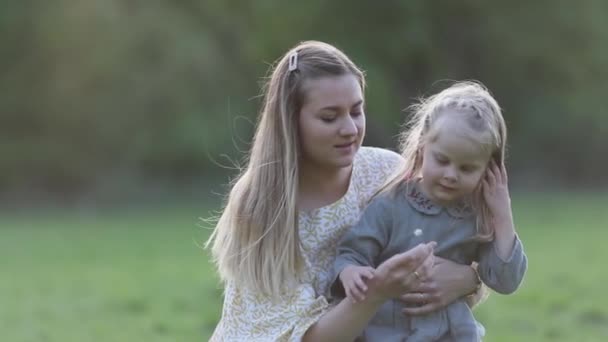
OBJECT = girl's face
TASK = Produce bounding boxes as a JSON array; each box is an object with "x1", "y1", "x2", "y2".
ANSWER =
[
  {"x1": 419, "y1": 116, "x2": 491, "y2": 206},
  {"x1": 298, "y1": 74, "x2": 365, "y2": 170}
]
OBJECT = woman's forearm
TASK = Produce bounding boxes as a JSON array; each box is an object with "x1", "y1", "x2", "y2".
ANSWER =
[
  {"x1": 458, "y1": 262, "x2": 480, "y2": 296},
  {"x1": 306, "y1": 242, "x2": 435, "y2": 335},
  {"x1": 402, "y1": 258, "x2": 481, "y2": 315},
  {"x1": 302, "y1": 296, "x2": 383, "y2": 342}
]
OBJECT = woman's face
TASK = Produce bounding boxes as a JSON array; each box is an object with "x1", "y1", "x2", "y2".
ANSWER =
[{"x1": 298, "y1": 74, "x2": 365, "y2": 170}]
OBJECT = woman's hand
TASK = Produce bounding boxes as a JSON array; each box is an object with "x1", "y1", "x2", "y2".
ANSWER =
[
  {"x1": 398, "y1": 257, "x2": 479, "y2": 315},
  {"x1": 367, "y1": 242, "x2": 436, "y2": 304}
]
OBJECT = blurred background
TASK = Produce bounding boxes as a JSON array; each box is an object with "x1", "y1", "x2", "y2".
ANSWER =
[{"x1": 1, "y1": 1, "x2": 607, "y2": 341}]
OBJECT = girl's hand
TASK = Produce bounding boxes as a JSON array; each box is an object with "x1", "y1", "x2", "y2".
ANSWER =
[
  {"x1": 482, "y1": 160, "x2": 518, "y2": 259},
  {"x1": 367, "y1": 242, "x2": 436, "y2": 303},
  {"x1": 339, "y1": 266, "x2": 376, "y2": 303},
  {"x1": 398, "y1": 257, "x2": 480, "y2": 315},
  {"x1": 482, "y1": 161, "x2": 513, "y2": 224}
]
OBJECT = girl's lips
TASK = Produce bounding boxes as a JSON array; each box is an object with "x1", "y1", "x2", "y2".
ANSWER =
[{"x1": 439, "y1": 184, "x2": 456, "y2": 191}]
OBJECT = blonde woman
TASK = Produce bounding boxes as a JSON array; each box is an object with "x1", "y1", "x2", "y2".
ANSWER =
[{"x1": 206, "y1": 41, "x2": 482, "y2": 341}]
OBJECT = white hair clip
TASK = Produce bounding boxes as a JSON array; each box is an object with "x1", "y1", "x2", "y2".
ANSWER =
[{"x1": 288, "y1": 51, "x2": 298, "y2": 72}]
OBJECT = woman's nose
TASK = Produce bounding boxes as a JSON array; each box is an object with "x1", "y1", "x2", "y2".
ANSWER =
[{"x1": 339, "y1": 116, "x2": 358, "y2": 136}]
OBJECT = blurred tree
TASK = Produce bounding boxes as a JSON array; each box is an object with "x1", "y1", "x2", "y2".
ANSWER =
[{"x1": 1, "y1": 0, "x2": 606, "y2": 202}]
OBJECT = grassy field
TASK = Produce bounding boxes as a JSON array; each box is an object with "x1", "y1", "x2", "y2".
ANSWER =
[{"x1": 1, "y1": 192, "x2": 607, "y2": 341}]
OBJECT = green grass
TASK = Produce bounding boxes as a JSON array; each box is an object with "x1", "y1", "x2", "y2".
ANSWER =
[
  {"x1": 1, "y1": 192, "x2": 607, "y2": 341},
  {"x1": 475, "y1": 192, "x2": 608, "y2": 341},
  {"x1": 0, "y1": 205, "x2": 222, "y2": 342}
]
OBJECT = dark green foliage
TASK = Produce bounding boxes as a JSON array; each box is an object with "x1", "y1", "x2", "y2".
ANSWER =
[{"x1": 2, "y1": 0, "x2": 607, "y2": 198}]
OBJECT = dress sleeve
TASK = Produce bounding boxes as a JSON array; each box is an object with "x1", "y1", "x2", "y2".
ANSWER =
[
  {"x1": 211, "y1": 281, "x2": 330, "y2": 342},
  {"x1": 331, "y1": 195, "x2": 393, "y2": 297},
  {"x1": 477, "y1": 234, "x2": 528, "y2": 294}
]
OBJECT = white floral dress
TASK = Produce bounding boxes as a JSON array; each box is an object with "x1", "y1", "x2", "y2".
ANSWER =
[{"x1": 210, "y1": 147, "x2": 402, "y2": 342}]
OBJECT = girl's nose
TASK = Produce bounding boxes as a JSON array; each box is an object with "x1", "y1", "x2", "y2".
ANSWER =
[{"x1": 443, "y1": 167, "x2": 458, "y2": 182}]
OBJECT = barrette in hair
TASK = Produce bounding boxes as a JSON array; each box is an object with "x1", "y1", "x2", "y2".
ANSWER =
[{"x1": 288, "y1": 51, "x2": 298, "y2": 72}]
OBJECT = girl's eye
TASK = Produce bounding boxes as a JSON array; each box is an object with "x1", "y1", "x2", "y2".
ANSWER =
[
  {"x1": 321, "y1": 117, "x2": 336, "y2": 123},
  {"x1": 350, "y1": 111, "x2": 363, "y2": 117},
  {"x1": 462, "y1": 166, "x2": 478, "y2": 173}
]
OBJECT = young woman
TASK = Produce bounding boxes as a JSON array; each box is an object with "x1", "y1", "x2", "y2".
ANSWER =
[{"x1": 206, "y1": 41, "x2": 483, "y2": 341}]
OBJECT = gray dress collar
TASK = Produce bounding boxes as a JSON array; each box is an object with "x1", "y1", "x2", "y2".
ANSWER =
[{"x1": 404, "y1": 180, "x2": 474, "y2": 219}]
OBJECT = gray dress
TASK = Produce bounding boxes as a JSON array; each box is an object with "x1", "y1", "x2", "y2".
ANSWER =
[{"x1": 332, "y1": 180, "x2": 527, "y2": 342}]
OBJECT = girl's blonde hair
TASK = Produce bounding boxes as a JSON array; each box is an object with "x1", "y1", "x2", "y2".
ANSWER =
[
  {"x1": 380, "y1": 81, "x2": 506, "y2": 241},
  {"x1": 205, "y1": 41, "x2": 365, "y2": 298}
]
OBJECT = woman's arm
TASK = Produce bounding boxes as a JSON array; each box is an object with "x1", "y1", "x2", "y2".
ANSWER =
[
  {"x1": 399, "y1": 257, "x2": 481, "y2": 315},
  {"x1": 303, "y1": 242, "x2": 435, "y2": 341},
  {"x1": 302, "y1": 293, "x2": 384, "y2": 341}
]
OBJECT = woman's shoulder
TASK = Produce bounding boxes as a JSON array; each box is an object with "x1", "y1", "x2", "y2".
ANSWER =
[
  {"x1": 351, "y1": 147, "x2": 403, "y2": 206},
  {"x1": 356, "y1": 146, "x2": 403, "y2": 172}
]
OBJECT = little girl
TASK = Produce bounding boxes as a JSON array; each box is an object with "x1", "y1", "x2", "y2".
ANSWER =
[{"x1": 332, "y1": 81, "x2": 527, "y2": 341}]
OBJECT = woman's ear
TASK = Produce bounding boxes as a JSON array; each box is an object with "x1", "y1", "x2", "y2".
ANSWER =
[{"x1": 415, "y1": 147, "x2": 423, "y2": 167}]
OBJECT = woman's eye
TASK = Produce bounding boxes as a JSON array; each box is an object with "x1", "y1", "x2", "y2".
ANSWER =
[
  {"x1": 436, "y1": 157, "x2": 448, "y2": 165},
  {"x1": 350, "y1": 111, "x2": 363, "y2": 117},
  {"x1": 321, "y1": 117, "x2": 336, "y2": 123}
]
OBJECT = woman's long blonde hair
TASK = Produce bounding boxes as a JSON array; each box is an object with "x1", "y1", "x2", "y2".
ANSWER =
[
  {"x1": 379, "y1": 81, "x2": 506, "y2": 241},
  {"x1": 205, "y1": 41, "x2": 365, "y2": 298}
]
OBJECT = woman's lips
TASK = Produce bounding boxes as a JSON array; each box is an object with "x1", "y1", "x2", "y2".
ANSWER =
[
  {"x1": 335, "y1": 142, "x2": 354, "y2": 148},
  {"x1": 335, "y1": 141, "x2": 355, "y2": 153}
]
